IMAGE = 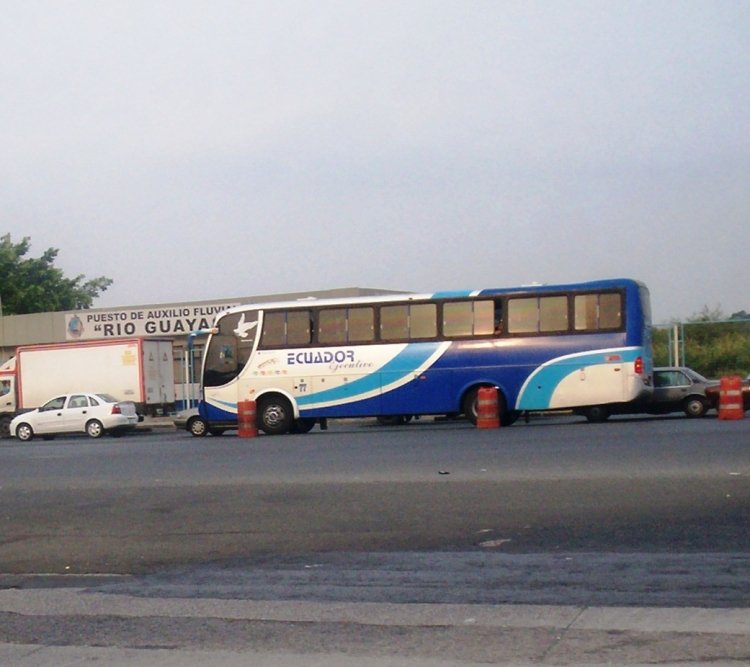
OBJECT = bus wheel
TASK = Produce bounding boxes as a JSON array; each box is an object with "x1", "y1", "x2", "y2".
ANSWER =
[
  {"x1": 290, "y1": 418, "x2": 316, "y2": 434},
  {"x1": 258, "y1": 396, "x2": 293, "y2": 435},
  {"x1": 462, "y1": 386, "x2": 507, "y2": 426},
  {"x1": 376, "y1": 415, "x2": 412, "y2": 426},
  {"x1": 501, "y1": 410, "x2": 520, "y2": 426},
  {"x1": 584, "y1": 405, "x2": 610, "y2": 423}
]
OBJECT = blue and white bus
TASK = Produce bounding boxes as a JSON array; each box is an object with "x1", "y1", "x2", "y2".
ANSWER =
[{"x1": 192, "y1": 278, "x2": 652, "y2": 435}]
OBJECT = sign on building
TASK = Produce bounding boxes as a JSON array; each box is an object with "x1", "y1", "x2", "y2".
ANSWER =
[{"x1": 65, "y1": 303, "x2": 240, "y2": 340}]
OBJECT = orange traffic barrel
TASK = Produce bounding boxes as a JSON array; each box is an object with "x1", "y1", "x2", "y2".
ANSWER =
[
  {"x1": 476, "y1": 387, "x2": 500, "y2": 429},
  {"x1": 238, "y1": 399, "x2": 258, "y2": 437},
  {"x1": 718, "y1": 376, "x2": 744, "y2": 421}
]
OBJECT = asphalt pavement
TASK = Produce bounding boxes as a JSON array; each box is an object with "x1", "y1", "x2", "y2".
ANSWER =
[
  {"x1": 2, "y1": 415, "x2": 748, "y2": 665},
  {"x1": 1, "y1": 587, "x2": 748, "y2": 666}
]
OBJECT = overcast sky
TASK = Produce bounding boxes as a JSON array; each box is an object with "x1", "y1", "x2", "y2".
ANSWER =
[{"x1": 2, "y1": 1, "x2": 748, "y2": 323}]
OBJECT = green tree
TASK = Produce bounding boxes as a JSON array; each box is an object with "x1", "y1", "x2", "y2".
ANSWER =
[
  {"x1": 653, "y1": 307, "x2": 750, "y2": 377},
  {"x1": 0, "y1": 234, "x2": 113, "y2": 314}
]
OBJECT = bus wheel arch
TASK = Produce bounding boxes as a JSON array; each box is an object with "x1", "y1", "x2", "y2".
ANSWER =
[
  {"x1": 461, "y1": 384, "x2": 511, "y2": 426},
  {"x1": 257, "y1": 393, "x2": 294, "y2": 435}
]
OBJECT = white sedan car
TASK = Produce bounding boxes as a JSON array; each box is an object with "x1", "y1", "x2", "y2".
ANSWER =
[{"x1": 10, "y1": 393, "x2": 138, "y2": 441}]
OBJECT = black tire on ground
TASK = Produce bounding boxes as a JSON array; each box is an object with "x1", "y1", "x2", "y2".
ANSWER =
[
  {"x1": 188, "y1": 417, "x2": 208, "y2": 437},
  {"x1": 290, "y1": 418, "x2": 316, "y2": 434},
  {"x1": 462, "y1": 386, "x2": 509, "y2": 426},
  {"x1": 86, "y1": 420, "x2": 105, "y2": 438},
  {"x1": 257, "y1": 395, "x2": 293, "y2": 435},
  {"x1": 16, "y1": 423, "x2": 34, "y2": 441},
  {"x1": 584, "y1": 405, "x2": 610, "y2": 423},
  {"x1": 0, "y1": 416, "x2": 11, "y2": 439},
  {"x1": 683, "y1": 396, "x2": 708, "y2": 418}
]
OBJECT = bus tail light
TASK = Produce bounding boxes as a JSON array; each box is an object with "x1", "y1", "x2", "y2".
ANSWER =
[{"x1": 634, "y1": 356, "x2": 644, "y2": 375}]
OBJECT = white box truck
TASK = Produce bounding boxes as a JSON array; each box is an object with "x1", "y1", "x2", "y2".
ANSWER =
[{"x1": 0, "y1": 338, "x2": 175, "y2": 438}]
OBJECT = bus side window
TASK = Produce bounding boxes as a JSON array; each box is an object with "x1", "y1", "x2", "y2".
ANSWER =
[
  {"x1": 410, "y1": 303, "x2": 437, "y2": 339},
  {"x1": 318, "y1": 309, "x2": 347, "y2": 344},
  {"x1": 599, "y1": 293, "x2": 622, "y2": 329},
  {"x1": 261, "y1": 312, "x2": 286, "y2": 347},
  {"x1": 287, "y1": 310, "x2": 312, "y2": 346},
  {"x1": 539, "y1": 296, "x2": 568, "y2": 332},
  {"x1": 507, "y1": 298, "x2": 538, "y2": 334},
  {"x1": 474, "y1": 301, "x2": 495, "y2": 336},
  {"x1": 380, "y1": 305, "x2": 409, "y2": 341},
  {"x1": 443, "y1": 302, "x2": 473, "y2": 337},
  {"x1": 574, "y1": 293, "x2": 622, "y2": 331},
  {"x1": 493, "y1": 300, "x2": 504, "y2": 335},
  {"x1": 348, "y1": 307, "x2": 375, "y2": 343}
]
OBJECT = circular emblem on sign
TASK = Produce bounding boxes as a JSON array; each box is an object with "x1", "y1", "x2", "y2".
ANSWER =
[{"x1": 68, "y1": 315, "x2": 84, "y2": 338}]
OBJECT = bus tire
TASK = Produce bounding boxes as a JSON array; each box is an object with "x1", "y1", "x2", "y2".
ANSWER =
[
  {"x1": 462, "y1": 386, "x2": 507, "y2": 426},
  {"x1": 290, "y1": 418, "x2": 316, "y2": 434},
  {"x1": 0, "y1": 416, "x2": 11, "y2": 439},
  {"x1": 376, "y1": 415, "x2": 412, "y2": 426},
  {"x1": 258, "y1": 395, "x2": 293, "y2": 435},
  {"x1": 584, "y1": 405, "x2": 610, "y2": 423},
  {"x1": 501, "y1": 410, "x2": 520, "y2": 427}
]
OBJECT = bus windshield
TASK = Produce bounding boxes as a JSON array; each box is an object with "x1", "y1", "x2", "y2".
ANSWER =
[{"x1": 203, "y1": 311, "x2": 258, "y2": 387}]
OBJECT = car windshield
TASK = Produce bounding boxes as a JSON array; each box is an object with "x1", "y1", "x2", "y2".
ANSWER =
[{"x1": 94, "y1": 393, "x2": 118, "y2": 403}]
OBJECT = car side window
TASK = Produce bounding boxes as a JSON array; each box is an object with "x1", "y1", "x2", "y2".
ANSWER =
[
  {"x1": 69, "y1": 395, "x2": 89, "y2": 409},
  {"x1": 42, "y1": 396, "x2": 66, "y2": 411},
  {"x1": 673, "y1": 372, "x2": 690, "y2": 387}
]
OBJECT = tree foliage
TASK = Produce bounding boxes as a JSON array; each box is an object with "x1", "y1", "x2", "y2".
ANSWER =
[
  {"x1": 653, "y1": 306, "x2": 750, "y2": 378},
  {"x1": 0, "y1": 234, "x2": 113, "y2": 315}
]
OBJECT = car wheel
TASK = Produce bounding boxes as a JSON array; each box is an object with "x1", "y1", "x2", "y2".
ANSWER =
[
  {"x1": 16, "y1": 423, "x2": 34, "y2": 442},
  {"x1": 258, "y1": 395, "x2": 293, "y2": 435},
  {"x1": 188, "y1": 417, "x2": 208, "y2": 437},
  {"x1": 683, "y1": 396, "x2": 708, "y2": 418},
  {"x1": 584, "y1": 405, "x2": 610, "y2": 423},
  {"x1": 86, "y1": 420, "x2": 105, "y2": 438}
]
